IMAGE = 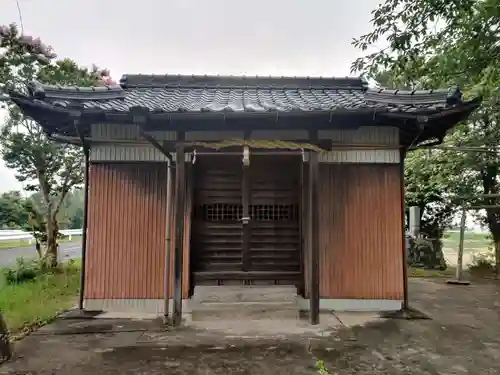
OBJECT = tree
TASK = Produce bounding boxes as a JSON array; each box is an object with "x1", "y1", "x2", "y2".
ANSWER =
[
  {"x1": 58, "y1": 188, "x2": 84, "y2": 229},
  {"x1": 353, "y1": 0, "x2": 500, "y2": 274},
  {"x1": 0, "y1": 23, "x2": 112, "y2": 267},
  {"x1": 375, "y1": 72, "x2": 455, "y2": 251},
  {"x1": 0, "y1": 190, "x2": 30, "y2": 228},
  {"x1": 69, "y1": 207, "x2": 83, "y2": 229}
]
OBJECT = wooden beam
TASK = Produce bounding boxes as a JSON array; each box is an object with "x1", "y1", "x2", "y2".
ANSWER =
[
  {"x1": 308, "y1": 150, "x2": 320, "y2": 325},
  {"x1": 172, "y1": 145, "x2": 186, "y2": 327},
  {"x1": 470, "y1": 205, "x2": 500, "y2": 209},
  {"x1": 159, "y1": 139, "x2": 333, "y2": 153},
  {"x1": 457, "y1": 193, "x2": 500, "y2": 200},
  {"x1": 138, "y1": 127, "x2": 173, "y2": 163},
  {"x1": 481, "y1": 194, "x2": 500, "y2": 199}
]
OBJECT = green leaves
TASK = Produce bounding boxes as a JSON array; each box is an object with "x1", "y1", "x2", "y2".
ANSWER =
[
  {"x1": 0, "y1": 23, "x2": 111, "y2": 204},
  {"x1": 358, "y1": 2, "x2": 500, "y2": 254},
  {"x1": 0, "y1": 191, "x2": 30, "y2": 229},
  {"x1": 0, "y1": 22, "x2": 113, "y2": 265},
  {"x1": 352, "y1": 0, "x2": 500, "y2": 96}
]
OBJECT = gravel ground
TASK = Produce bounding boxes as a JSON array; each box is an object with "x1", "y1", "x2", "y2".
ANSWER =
[{"x1": 1, "y1": 278, "x2": 500, "y2": 374}]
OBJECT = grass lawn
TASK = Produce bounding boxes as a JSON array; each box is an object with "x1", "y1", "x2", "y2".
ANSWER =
[
  {"x1": 409, "y1": 266, "x2": 458, "y2": 278},
  {"x1": 0, "y1": 260, "x2": 80, "y2": 337},
  {"x1": 0, "y1": 236, "x2": 82, "y2": 250},
  {"x1": 442, "y1": 231, "x2": 491, "y2": 252}
]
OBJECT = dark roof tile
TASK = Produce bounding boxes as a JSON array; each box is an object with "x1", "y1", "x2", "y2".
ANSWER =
[{"x1": 20, "y1": 74, "x2": 467, "y2": 115}]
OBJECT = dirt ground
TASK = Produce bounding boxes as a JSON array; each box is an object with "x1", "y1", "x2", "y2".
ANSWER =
[{"x1": 1, "y1": 278, "x2": 500, "y2": 374}]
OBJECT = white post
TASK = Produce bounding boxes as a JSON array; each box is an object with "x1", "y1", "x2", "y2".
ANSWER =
[
  {"x1": 456, "y1": 207, "x2": 466, "y2": 281},
  {"x1": 409, "y1": 206, "x2": 421, "y2": 238},
  {"x1": 447, "y1": 207, "x2": 470, "y2": 285}
]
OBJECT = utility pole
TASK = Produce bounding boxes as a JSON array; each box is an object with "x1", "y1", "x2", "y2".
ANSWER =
[{"x1": 446, "y1": 207, "x2": 470, "y2": 285}]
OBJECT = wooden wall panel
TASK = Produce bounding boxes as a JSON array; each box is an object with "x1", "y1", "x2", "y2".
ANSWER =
[
  {"x1": 85, "y1": 163, "x2": 190, "y2": 299},
  {"x1": 304, "y1": 163, "x2": 403, "y2": 299}
]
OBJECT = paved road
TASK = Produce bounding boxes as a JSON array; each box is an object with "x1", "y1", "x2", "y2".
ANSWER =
[
  {"x1": 0, "y1": 241, "x2": 82, "y2": 268},
  {"x1": 442, "y1": 247, "x2": 489, "y2": 269}
]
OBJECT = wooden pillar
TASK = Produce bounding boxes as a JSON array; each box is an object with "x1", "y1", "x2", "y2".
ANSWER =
[
  {"x1": 78, "y1": 145, "x2": 90, "y2": 310},
  {"x1": 400, "y1": 149, "x2": 409, "y2": 310},
  {"x1": 172, "y1": 145, "x2": 186, "y2": 326},
  {"x1": 241, "y1": 146, "x2": 251, "y2": 273},
  {"x1": 163, "y1": 160, "x2": 173, "y2": 324},
  {"x1": 308, "y1": 150, "x2": 320, "y2": 324}
]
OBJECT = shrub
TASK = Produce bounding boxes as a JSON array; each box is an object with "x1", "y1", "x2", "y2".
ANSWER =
[
  {"x1": 315, "y1": 360, "x2": 330, "y2": 374},
  {"x1": 2, "y1": 257, "x2": 40, "y2": 285},
  {"x1": 469, "y1": 248, "x2": 495, "y2": 275}
]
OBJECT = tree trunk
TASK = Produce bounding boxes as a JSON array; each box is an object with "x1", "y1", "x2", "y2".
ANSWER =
[
  {"x1": 45, "y1": 215, "x2": 59, "y2": 268},
  {"x1": 0, "y1": 313, "x2": 12, "y2": 363},
  {"x1": 481, "y1": 165, "x2": 500, "y2": 277},
  {"x1": 495, "y1": 240, "x2": 500, "y2": 279}
]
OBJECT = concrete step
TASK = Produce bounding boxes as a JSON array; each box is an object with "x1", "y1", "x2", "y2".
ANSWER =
[
  {"x1": 190, "y1": 301, "x2": 300, "y2": 321},
  {"x1": 192, "y1": 285, "x2": 298, "y2": 303}
]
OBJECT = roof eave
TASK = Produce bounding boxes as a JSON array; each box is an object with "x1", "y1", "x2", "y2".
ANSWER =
[{"x1": 9, "y1": 89, "x2": 478, "y2": 122}]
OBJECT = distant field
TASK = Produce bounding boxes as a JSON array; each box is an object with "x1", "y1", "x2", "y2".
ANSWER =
[
  {"x1": 442, "y1": 231, "x2": 491, "y2": 252},
  {"x1": 441, "y1": 231, "x2": 491, "y2": 268}
]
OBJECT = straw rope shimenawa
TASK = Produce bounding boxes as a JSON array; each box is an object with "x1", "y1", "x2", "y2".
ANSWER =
[{"x1": 185, "y1": 139, "x2": 324, "y2": 151}]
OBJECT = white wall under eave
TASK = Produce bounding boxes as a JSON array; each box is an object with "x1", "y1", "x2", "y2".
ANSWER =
[
  {"x1": 89, "y1": 145, "x2": 193, "y2": 162},
  {"x1": 303, "y1": 149, "x2": 400, "y2": 164},
  {"x1": 89, "y1": 124, "x2": 400, "y2": 163}
]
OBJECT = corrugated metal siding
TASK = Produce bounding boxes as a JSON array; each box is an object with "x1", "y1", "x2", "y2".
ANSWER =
[
  {"x1": 91, "y1": 124, "x2": 176, "y2": 140},
  {"x1": 318, "y1": 150, "x2": 399, "y2": 163},
  {"x1": 85, "y1": 163, "x2": 190, "y2": 299},
  {"x1": 90, "y1": 125, "x2": 399, "y2": 163},
  {"x1": 90, "y1": 126, "x2": 397, "y2": 143},
  {"x1": 303, "y1": 150, "x2": 399, "y2": 164},
  {"x1": 90, "y1": 146, "x2": 193, "y2": 162},
  {"x1": 91, "y1": 145, "x2": 169, "y2": 162},
  {"x1": 186, "y1": 131, "x2": 245, "y2": 141},
  {"x1": 304, "y1": 163, "x2": 403, "y2": 299},
  {"x1": 250, "y1": 130, "x2": 309, "y2": 140},
  {"x1": 319, "y1": 127, "x2": 399, "y2": 145}
]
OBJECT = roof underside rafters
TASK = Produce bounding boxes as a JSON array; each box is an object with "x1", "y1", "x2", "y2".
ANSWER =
[{"x1": 7, "y1": 74, "x2": 481, "y2": 148}]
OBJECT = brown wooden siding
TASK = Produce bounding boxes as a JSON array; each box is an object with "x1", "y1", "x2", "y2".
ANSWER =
[
  {"x1": 85, "y1": 163, "x2": 190, "y2": 300},
  {"x1": 304, "y1": 163, "x2": 403, "y2": 300}
]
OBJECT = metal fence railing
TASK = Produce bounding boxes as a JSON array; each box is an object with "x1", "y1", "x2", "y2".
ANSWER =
[{"x1": 0, "y1": 229, "x2": 82, "y2": 242}]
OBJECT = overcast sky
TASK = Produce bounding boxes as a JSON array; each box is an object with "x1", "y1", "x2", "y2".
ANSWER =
[{"x1": 0, "y1": 0, "x2": 384, "y2": 193}]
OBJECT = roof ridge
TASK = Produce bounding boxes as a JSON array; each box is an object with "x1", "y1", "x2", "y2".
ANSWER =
[
  {"x1": 119, "y1": 74, "x2": 368, "y2": 90},
  {"x1": 27, "y1": 81, "x2": 125, "y2": 101}
]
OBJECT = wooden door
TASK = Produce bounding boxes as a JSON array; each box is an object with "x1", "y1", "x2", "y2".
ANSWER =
[{"x1": 192, "y1": 153, "x2": 301, "y2": 286}]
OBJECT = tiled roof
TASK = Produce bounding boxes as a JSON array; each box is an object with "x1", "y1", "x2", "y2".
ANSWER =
[{"x1": 22, "y1": 74, "x2": 466, "y2": 116}]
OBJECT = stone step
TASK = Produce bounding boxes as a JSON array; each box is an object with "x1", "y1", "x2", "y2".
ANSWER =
[
  {"x1": 192, "y1": 285, "x2": 298, "y2": 303},
  {"x1": 190, "y1": 301, "x2": 300, "y2": 321}
]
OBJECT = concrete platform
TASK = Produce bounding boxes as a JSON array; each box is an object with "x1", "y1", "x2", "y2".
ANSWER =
[{"x1": 190, "y1": 285, "x2": 301, "y2": 321}]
